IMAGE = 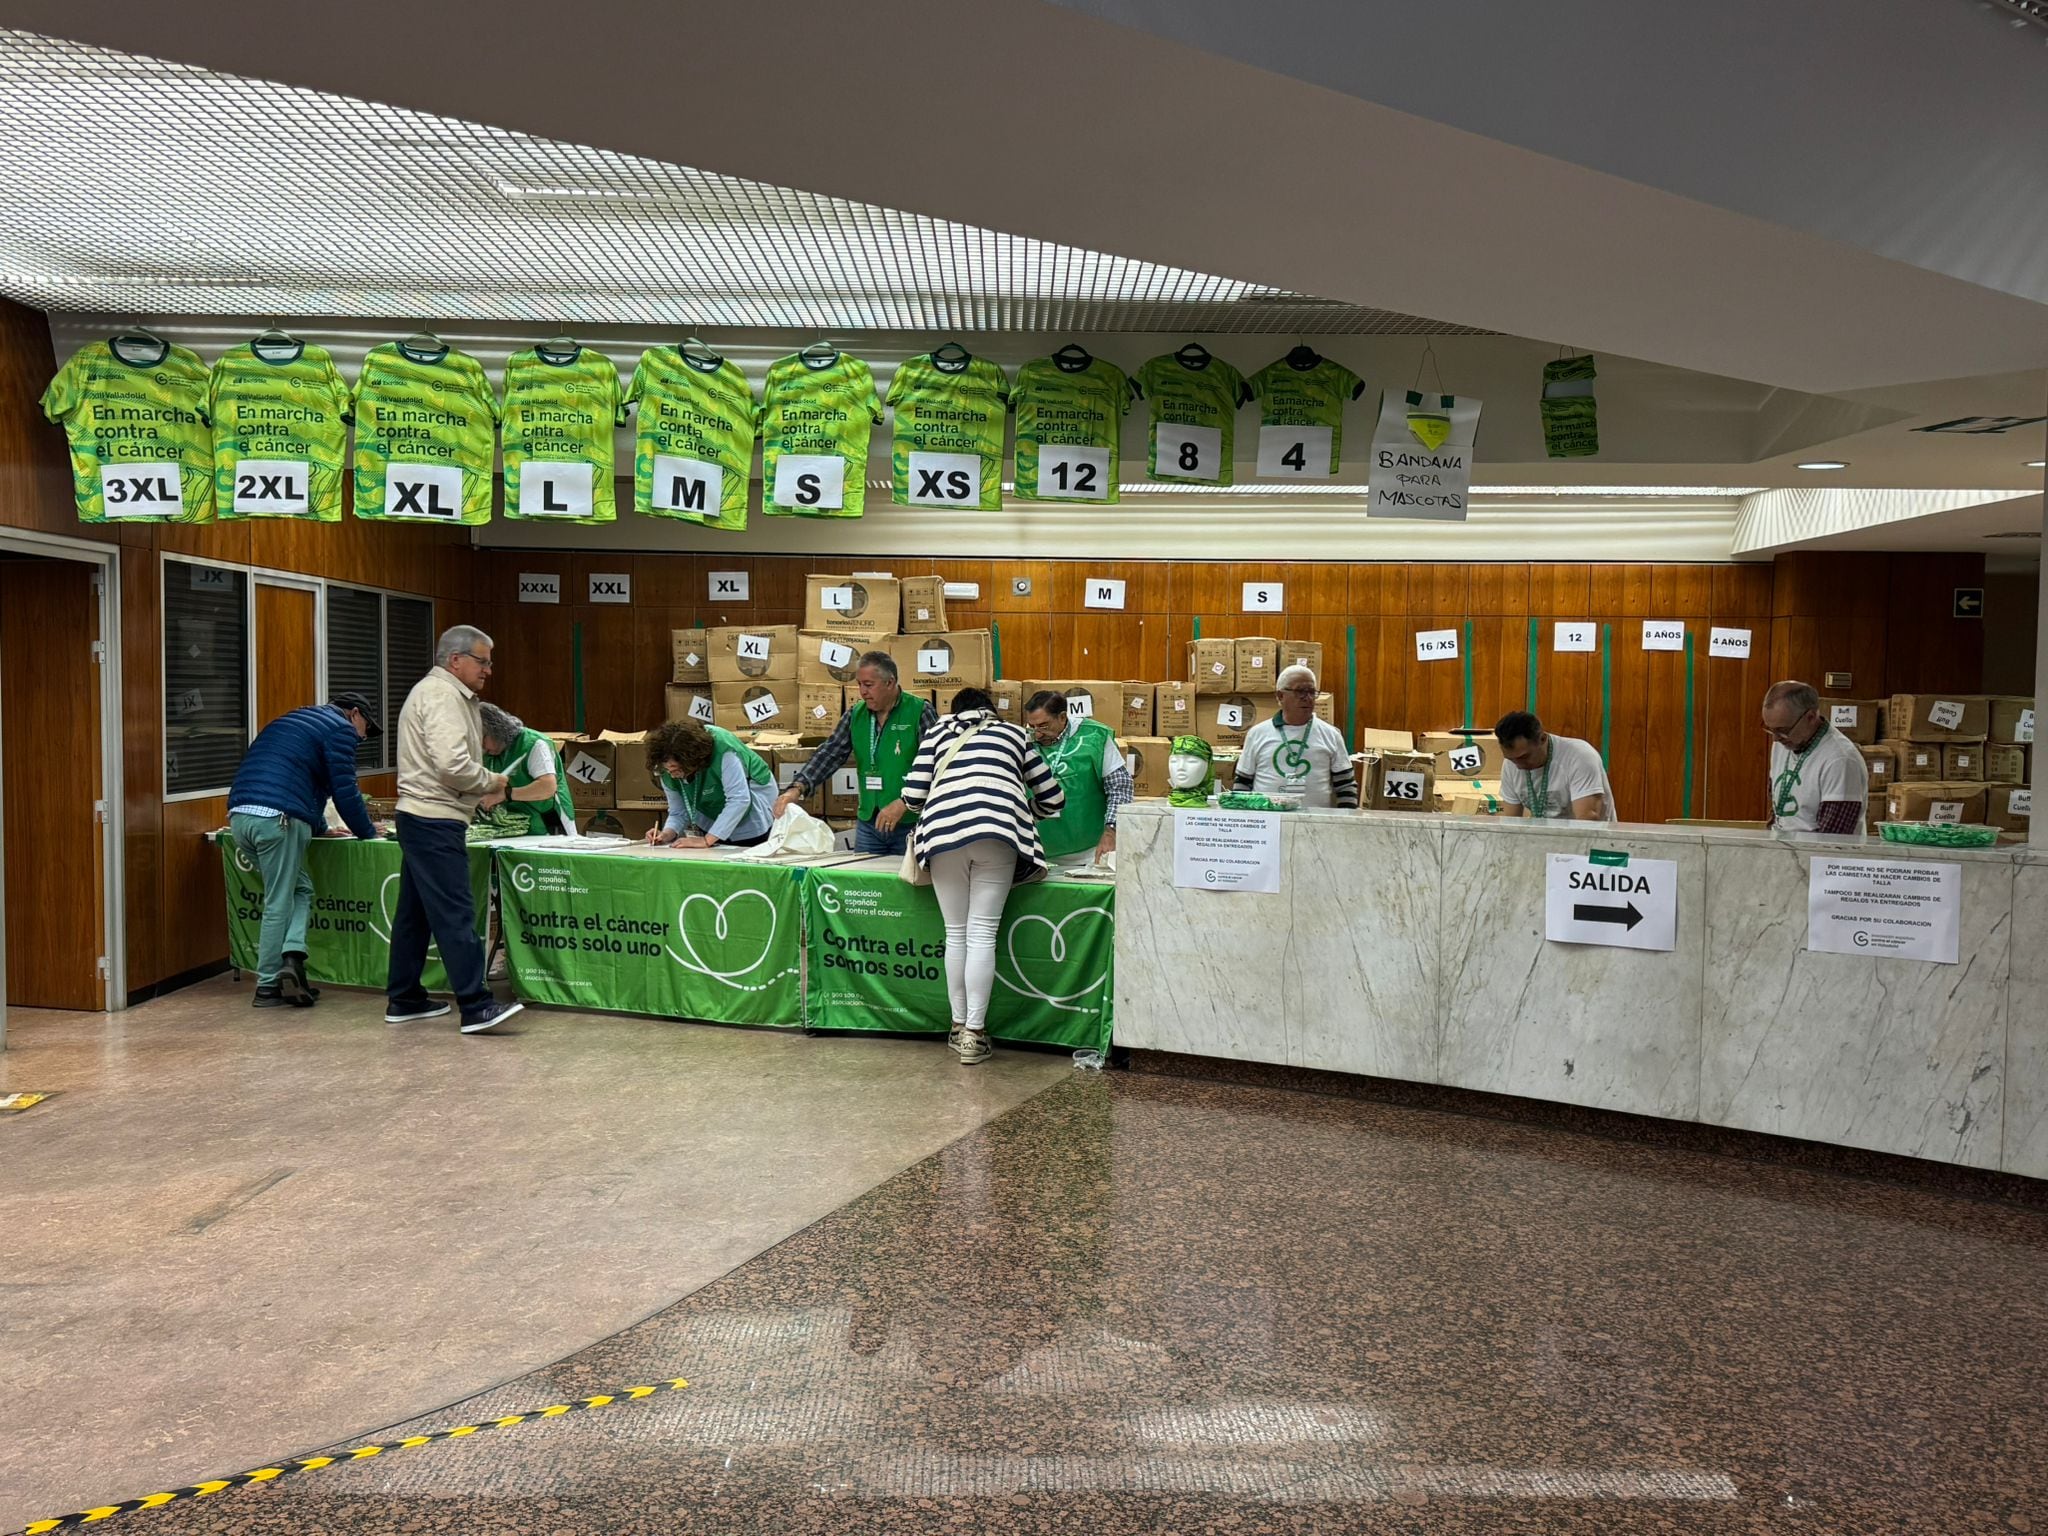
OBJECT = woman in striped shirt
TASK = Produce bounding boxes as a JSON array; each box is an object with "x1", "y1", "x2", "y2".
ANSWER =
[{"x1": 900, "y1": 689, "x2": 1066, "y2": 1064}]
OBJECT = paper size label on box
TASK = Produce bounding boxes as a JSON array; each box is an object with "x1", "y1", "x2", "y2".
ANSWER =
[
  {"x1": 1416, "y1": 628, "x2": 1460, "y2": 661},
  {"x1": 737, "y1": 633, "x2": 774, "y2": 662},
  {"x1": 2019, "y1": 709, "x2": 2036, "y2": 744},
  {"x1": 1708, "y1": 626, "x2": 1752, "y2": 658},
  {"x1": 1830, "y1": 704, "x2": 1859, "y2": 728},
  {"x1": 1066, "y1": 695, "x2": 1094, "y2": 720},
  {"x1": 819, "y1": 585, "x2": 855, "y2": 612},
  {"x1": 916, "y1": 647, "x2": 949, "y2": 675},
  {"x1": 687, "y1": 694, "x2": 714, "y2": 724},
  {"x1": 818, "y1": 639, "x2": 855, "y2": 669},
  {"x1": 1554, "y1": 622, "x2": 1597, "y2": 653},
  {"x1": 1928, "y1": 700, "x2": 1965, "y2": 730},
  {"x1": 831, "y1": 767, "x2": 860, "y2": 796},
  {"x1": 1641, "y1": 621, "x2": 1686, "y2": 652},
  {"x1": 1381, "y1": 771, "x2": 1426, "y2": 803},
  {"x1": 566, "y1": 752, "x2": 611, "y2": 785},
  {"x1": 1084, "y1": 578, "x2": 1127, "y2": 610},
  {"x1": 743, "y1": 693, "x2": 782, "y2": 726},
  {"x1": 1447, "y1": 743, "x2": 1484, "y2": 776},
  {"x1": 1217, "y1": 703, "x2": 1248, "y2": 729}
]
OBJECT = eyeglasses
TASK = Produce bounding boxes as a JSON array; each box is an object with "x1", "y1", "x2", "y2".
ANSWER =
[
  {"x1": 1761, "y1": 711, "x2": 1811, "y2": 741},
  {"x1": 1279, "y1": 687, "x2": 1317, "y2": 698},
  {"x1": 460, "y1": 651, "x2": 494, "y2": 670}
]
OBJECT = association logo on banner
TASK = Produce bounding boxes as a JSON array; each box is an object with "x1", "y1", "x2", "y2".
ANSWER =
[
  {"x1": 663, "y1": 889, "x2": 797, "y2": 993},
  {"x1": 994, "y1": 905, "x2": 1114, "y2": 1015}
]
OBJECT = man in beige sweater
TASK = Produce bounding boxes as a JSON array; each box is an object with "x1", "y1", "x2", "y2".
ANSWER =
[{"x1": 384, "y1": 625, "x2": 523, "y2": 1035}]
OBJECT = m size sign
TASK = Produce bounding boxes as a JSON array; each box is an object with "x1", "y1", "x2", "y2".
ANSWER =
[{"x1": 1084, "y1": 578, "x2": 1127, "y2": 611}]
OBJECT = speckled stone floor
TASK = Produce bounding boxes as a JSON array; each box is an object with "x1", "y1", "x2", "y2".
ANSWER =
[{"x1": 46, "y1": 1069, "x2": 2048, "y2": 1535}]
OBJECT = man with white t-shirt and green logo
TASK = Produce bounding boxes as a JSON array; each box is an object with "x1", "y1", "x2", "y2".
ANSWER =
[{"x1": 1494, "y1": 711, "x2": 1615, "y2": 821}]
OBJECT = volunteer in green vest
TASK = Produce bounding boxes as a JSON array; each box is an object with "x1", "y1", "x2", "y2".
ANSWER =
[
  {"x1": 774, "y1": 650, "x2": 936, "y2": 857},
  {"x1": 644, "y1": 719, "x2": 778, "y2": 848},
  {"x1": 1023, "y1": 689, "x2": 1132, "y2": 869},
  {"x1": 479, "y1": 703, "x2": 577, "y2": 836}
]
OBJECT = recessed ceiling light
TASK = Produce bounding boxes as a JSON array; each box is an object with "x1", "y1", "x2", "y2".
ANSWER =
[{"x1": 1796, "y1": 460, "x2": 1850, "y2": 470}]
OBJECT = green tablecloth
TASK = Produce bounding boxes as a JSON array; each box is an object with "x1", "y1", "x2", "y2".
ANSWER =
[
  {"x1": 800, "y1": 865, "x2": 1114, "y2": 1052},
  {"x1": 494, "y1": 843, "x2": 807, "y2": 1029},
  {"x1": 221, "y1": 836, "x2": 490, "y2": 991}
]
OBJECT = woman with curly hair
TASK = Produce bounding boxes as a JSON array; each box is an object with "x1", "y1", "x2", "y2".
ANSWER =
[{"x1": 643, "y1": 719, "x2": 777, "y2": 849}]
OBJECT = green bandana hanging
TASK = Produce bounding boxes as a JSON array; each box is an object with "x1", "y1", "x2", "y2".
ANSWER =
[
  {"x1": 1405, "y1": 390, "x2": 1454, "y2": 451},
  {"x1": 1541, "y1": 355, "x2": 1599, "y2": 458}
]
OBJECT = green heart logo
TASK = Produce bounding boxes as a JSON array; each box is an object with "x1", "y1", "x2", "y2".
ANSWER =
[
  {"x1": 996, "y1": 906, "x2": 1113, "y2": 1014},
  {"x1": 664, "y1": 888, "x2": 796, "y2": 993}
]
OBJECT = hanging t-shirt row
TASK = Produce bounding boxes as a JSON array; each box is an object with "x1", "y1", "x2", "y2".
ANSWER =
[{"x1": 40, "y1": 333, "x2": 1366, "y2": 526}]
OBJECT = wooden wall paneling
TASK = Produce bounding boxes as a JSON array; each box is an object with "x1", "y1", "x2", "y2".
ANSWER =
[
  {"x1": 1603, "y1": 622, "x2": 1653, "y2": 823},
  {"x1": 1539, "y1": 627, "x2": 1596, "y2": 748},
  {"x1": 992, "y1": 559, "x2": 1057, "y2": 617},
  {"x1": 254, "y1": 584, "x2": 318, "y2": 724},
  {"x1": 993, "y1": 615, "x2": 1053, "y2": 683},
  {"x1": 1712, "y1": 562, "x2": 1774, "y2": 619},
  {"x1": 1650, "y1": 565, "x2": 1715, "y2": 619},
  {"x1": 1425, "y1": 563, "x2": 1469, "y2": 617},
  {"x1": 1365, "y1": 617, "x2": 1409, "y2": 736},
  {"x1": 1703, "y1": 644, "x2": 1773, "y2": 821},
  {"x1": 1373, "y1": 562, "x2": 1412, "y2": 618},
  {"x1": 571, "y1": 602, "x2": 640, "y2": 733},
  {"x1": 629, "y1": 609, "x2": 677, "y2": 730},
  {"x1": 628, "y1": 551, "x2": 702, "y2": 612},
  {"x1": 1121, "y1": 560, "x2": 1175, "y2": 615},
  {"x1": 160, "y1": 795, "x2": 230, "y2": 980},
  {"x1": 1530, "y1": 563, "x2": 1592, "y2": 620},
  {"x1": 1641, "y1": 637, "x2": 1700, "y2": 824},
  {"x1": 1885, "y1": 553, "x2": 1986, "y2": 694},
  {"x1": 1416, "y1": 615, "x2": 1468, "y2": 732},
  {"x1": 120, "y1": 545, "x2": 165, "y2": 993},
  {"x1": 0, "y1": 297, "x2": 107, "y2": 542}
]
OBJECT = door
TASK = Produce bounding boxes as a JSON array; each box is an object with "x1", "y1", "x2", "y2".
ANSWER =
[
  {"x1": 0, "y1": 555, "x2": 105, "y2": 1009},
  {"x1": 255, "y1": 581, "x2": 318, "y2": 724}
]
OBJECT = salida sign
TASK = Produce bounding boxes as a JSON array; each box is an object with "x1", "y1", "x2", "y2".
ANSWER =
[{"x1": 1543, "y1": 851, "x2": 1678, "y2": 952}]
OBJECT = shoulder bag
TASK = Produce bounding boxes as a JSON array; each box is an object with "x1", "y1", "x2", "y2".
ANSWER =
[{"x1": 898, "y1": 722, "x2": 987, "y2": 885}]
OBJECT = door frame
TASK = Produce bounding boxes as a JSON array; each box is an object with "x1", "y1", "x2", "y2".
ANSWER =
[
  {"x1": 0, "y1": 527, "x2": 125, "y2": 1039},
  {"x1": 253, "y1": 572, "x2": 327, "y2": 714}
]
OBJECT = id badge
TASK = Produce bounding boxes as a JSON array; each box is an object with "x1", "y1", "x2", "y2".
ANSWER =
[{"x1": 865, "y1": 775, "x2": 884, "y2": 792}]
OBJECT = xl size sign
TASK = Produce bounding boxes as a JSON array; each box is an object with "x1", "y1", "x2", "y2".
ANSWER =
[{"x1": 1543, "y1": 851, "x2": 1677, "y2": 953}]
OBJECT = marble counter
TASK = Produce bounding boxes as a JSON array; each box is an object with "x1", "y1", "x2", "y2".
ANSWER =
[{"x1": 1113, "y1": 804, "x2": 2048, "y2": 1177}]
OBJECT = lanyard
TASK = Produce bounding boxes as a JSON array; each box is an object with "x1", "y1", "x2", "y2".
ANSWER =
[
  {"x1": 1773, "y1": 722, "x2": 1831, "y2": 817},
  {"x1": 1043, "y1": 721, "x2": 1090, "y2": 776},
  {"x1": 868, "y1": 708, "x2": 883, "y2": 759},
  {"x1": 1532, "y1": 755, "x2": 1552, "y2": 816}
]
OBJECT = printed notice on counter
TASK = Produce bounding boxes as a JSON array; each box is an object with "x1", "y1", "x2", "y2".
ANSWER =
[
  {"x1": 1807, "y1": 857, "x2": 1959, "y2": 964},
  {"x1": 1172, "y1": 809, "x2": 1282, "y2": 894}
]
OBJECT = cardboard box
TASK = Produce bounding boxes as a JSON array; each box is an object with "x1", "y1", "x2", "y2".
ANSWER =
[
  {"x1": 599, "y1": 730, "x2": 664, "y2": 807},
  {"x1": 1358, "y1": 727, "x2": 1415, "y2": 753},
  {"x1": 1155, "y1": 681, "x2": 1197, "y2": 735},
  {"x1": 795, "y1": 683, "x2": 847, "y2": 738},
  {"x1": 1986, "y1": 784, "x2": 2034, "y2": 833},
  {"x1": 804, "y1": 574, "x2": 899, "y2": 639},
  {"x1": 1119, "y1": 736, "x2": 1173, "y2": 799},
  {"x1": 1195, "y1": 693, "x2": 1261, "y2": 747},
  {"x1": 1865, "y1": 794, "x2": 1888, "y2": 835},
  {"x1": 670, "y1": 628, "x2": 710, "y2": 685},
  {"x1": 665, "y1": 684, "x2": 715, "y2": 727},
  {"x1": 1116, "y1": 682, "x2": 1155, "y2": 735},
  {"x1": 556, "y1": 734, "x2": 616, "y2": 814},
  {"x1": 1858, "y1": 744, "x2": 1896, "y2": 789},
  {"x1": 796, "y1": 629, "x2": 868, "y2": 686},
  {"x1": 708, "y1": 624, "x2": 798, "y2": 683},
  {"x1": 1419, "y1": 730, "x2": 1507, "y2": 781},
  {"x1": 1314, "y1": 692, "x2": 1335, "y2": 726},
  {"x1": 1897, "y1": 743, "x2": 1944, "y2": 783},
  {"x1": 889, "y1": 630, "x2": 993, "y2": 691},
  {"x1": 1278, "y1": 639, "x2": 1325, "y2": 684},
  {"x1": 1187, "y1": 639, "x2": 1236, "y2": 693},
  {"x1": 898, "y1": 575, "x2": 948, "y2": 634},
  {"x1": 1886, "y1": 693, "x2": 1987, "y2": 743},
  {"x1": 1886, "y1": 781, "x2": 1986, "y2": 825},
  {"x1": 987, "y1": 680, "x2": 1023, "y2": 724},
  {"x1": 712, "y1": 679, "x2": 796, "y2": 733},
  {"x1": 768, "y1": 746, "x2": 826, "y2": 814},
  {"x1": 1020, "y1": 679, "x2": 1120, "y2": 725},
  {"x1": 1233, "y1": 637, "x2": 1279, "y2": 693},
  {"x1": 1443, "y1": 778, "x2": 1509, "y2": 816},
  {"x1": 1371, "y1": 751, "x2": 1435, "y2": 812},
  {"x1": 1990, "y1": 696, "x2": 2037, "y2": 745},
  {"x1": 825, "y1": 760, "x2": 862, "y2": 818},
  {"x1": 1943, "y1": 743, "x2": 1985, "y2": 782},
  {"x1": 580, "y1": 807, "x2": 660, "y2": 840},
  {"x1": 1985, "y1": 743, "x2": 2028, "y2": 785},
  {"x1": 1822, "y1": 699, "x2": 1882, "y2": 745}
]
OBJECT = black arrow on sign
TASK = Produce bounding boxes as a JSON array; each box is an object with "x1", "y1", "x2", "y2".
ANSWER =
[{"x1": 1574, "y1": 902, "x2": 1644, "y2": 930}]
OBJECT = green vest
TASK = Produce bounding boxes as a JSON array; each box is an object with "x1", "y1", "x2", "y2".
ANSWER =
[
  {"x1": 850, "y1": 695, "x2": 926, "y2": 823},
  {"x1": 486, "y1": 727, "x2": 576, "y2": 836},
  {"x1": 660, "y1": 726, "x2": 773, "y2": 833},
  {"x1": 1036, "y1": 717, "x2": 1113, "y2": 858}
]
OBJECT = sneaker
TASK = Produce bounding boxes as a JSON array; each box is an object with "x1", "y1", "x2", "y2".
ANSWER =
[
  {"x1": 947, "y1": 1023, "x2": 966, "y2": 1054},
  {"x1": 283, "y1": 952, "x2": 320, "y2": 1001},
  {"x1": 385, "y1": 1001, "x2": 451, "y2": 1024},
  {"x1": 955, "y1": 1028, "x2": 992, "y2": 1066},
  {"x1": 252, "y1": 984, "x2": 298, "y2": 1009},
  {"x1": 460, "y1": 1000, "x2": 524, "y2": 1035}
]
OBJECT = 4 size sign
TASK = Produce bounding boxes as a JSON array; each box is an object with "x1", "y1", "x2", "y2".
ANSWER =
[{"x1": 1543, "y1": 851, "x2": 1678, "y2": 952}]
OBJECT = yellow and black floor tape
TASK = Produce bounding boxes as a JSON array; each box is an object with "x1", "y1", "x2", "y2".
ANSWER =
[{"x1": 23, "y1": 1378, "x2": 689, "y2": 1534}]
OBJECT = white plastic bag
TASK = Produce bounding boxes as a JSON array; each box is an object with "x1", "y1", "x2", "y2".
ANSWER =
[{"x1": 728, "y1": 804, "x2": 835, "y2": 861}]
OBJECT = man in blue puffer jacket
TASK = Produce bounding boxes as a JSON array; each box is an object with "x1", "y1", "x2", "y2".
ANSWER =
[{"x1": 228, "y1": 691, "x2": 382, "y2": 1007}]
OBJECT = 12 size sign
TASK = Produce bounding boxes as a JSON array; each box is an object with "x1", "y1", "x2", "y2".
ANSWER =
[{"x1": 1554, "y1": 622, "x2": 1597, "y2": 653}]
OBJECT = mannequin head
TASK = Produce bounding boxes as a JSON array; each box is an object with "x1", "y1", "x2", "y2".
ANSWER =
[{"x1": 1166, "y1": 735, "x2": 1215, "y2": 805}]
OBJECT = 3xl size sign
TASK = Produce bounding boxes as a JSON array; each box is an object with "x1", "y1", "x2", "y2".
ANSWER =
[{"x1": 1543, "y1": 851, "x2": 1677, "y2": 952}]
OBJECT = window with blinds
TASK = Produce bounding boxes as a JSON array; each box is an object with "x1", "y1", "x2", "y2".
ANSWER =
[
  {"x1": 163, "y1": 561, "x2": 251, "y2": 795},
  {"x1": 385, "y1": 595, "x2": 434, "y2": 742},
  {"x1": 325, "y1": 586, "x2": 384, "y2": 770}
]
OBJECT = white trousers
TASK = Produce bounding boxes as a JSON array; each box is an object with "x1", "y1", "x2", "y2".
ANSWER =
[{"x1": 927, "y1": 837, "x2": 1015, "y2": 1031}]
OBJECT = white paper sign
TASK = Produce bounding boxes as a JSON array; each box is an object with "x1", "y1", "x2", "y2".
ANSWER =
[
  {"x1": 652, "y1": 454, "x2": 722, "y2": 518},
  {"x1": 101, "y1": 459, "x2": 183, "y2": 518},
  {"x1": 1928, "y1": 699, "x2": 1966, "y2": 731},
  {"x1": 818, "y1": 639, "x2": 855, "y2": 670},
  {"x1": 1416, "y1": 628, "x2": 1460, "y2": 661},
  {"x1": 1242, "y1": 583, "x2": 1285, "y2": 613},
  {"x1": 1172, "y1": 808, "x2": 1282, "y2": 894},
  {"x1": 2009, "y1": 790, "x2": 2033, "y2": 818},
  {"x1": 1084, "y1": 578, "x2": 1127, "y2": 611},
  {"x1": 906, "y1": 451, "x2": 981, "y2": 506},
  {"x1": 383, "y1": 462, "x2": 463, "y2": 520},
  {"x1": 1256, "y1": 423, "x2": 1334, "y2": 478},
  {"x1": 1366, "y1": 392, "x2": 1482, "y2": 522},
  {"x1": 1927, "y1": 801, "x2": 1963, "y2": 825},
  {"x1": 565, "y1": 752, "x2": 612, "y2": 786},
  {"x1": 518, "y1": 461, "x2": 594, "y2": 519},
  {"x1": 1544, "y1": 852, "x2": 1678, "y2": 952},
  {"x1": 1709, "y1": 626, "x2": 1752, "y2": 659},
  {"x1": 916, "y1": 647, "x2": 950, "y2": 675},
  {"x1": 1829, "y1": 704, "x2": 1860, "y2": 728},
  {"x1": 1155, "y1": 422, "x2": 1223, "y2": 482},
  {"x1": 1554, "y1": 622, "x2": 1597, "y2": 653},
  {"x1": 1447, "y1": 742, "x2": 1485, "y2": 776},
  {"x1": 518, "y1": 573, "x2": 560, "y2": 604},
  {"x1": 1217, "y1": 702, "x2": 1248, "y2": 729},
  {"x1": 743, "y1": 692, "x2": 782, "y2": 726},
  {"x1": 2019, "y1": 709, "x2": 2035, "y2": 744},
  {"x1": 1037, "y1": 443, "x2": 1110, "y2": 500},
  {"x1": 172, "y1": 687, "x2": 204, "y2": 717},
  {"x1": 819, "y1": 585, "x2": 855, "y2": 613},
  {"x1": 231, "y1": 458, "x2": 311, "y2": 516},
  {"x1": 189, "y1": 565, "x2": 234, "y2": 592},
  {"x1": 687, "y1": 694, "x2": 715, "y2": 724},
  {"x1": 708, "y1": 570, "x2": 750, "y2": 601},
  {"x1": 1067, "y1": 694, "x2": 1095, "y2": 721},
  {"x1": 772, "y1": 454, "x2": 846, "y2": 510},
  {"x1": 1381, "y1": 770, "x2": 1427, "y2": 804},
  {"x1": 588, "y1": 573, "x2": 631, "y2": 604},
  {"x1": 831, "y1": 767, "x2": 860, "y2": 797},
  {"x1": 1807, "y1": 857, "x2": 1960, "y2": 964},
  {"x1": 737, "y1": 632, "x2": 773, "y2": 662},
  {"x1": 777, "y1": 764, "x2": 805, "y2": 789},
  {"x1": 1642, "y1": 621, "x2": 1686, "y2": 652}
]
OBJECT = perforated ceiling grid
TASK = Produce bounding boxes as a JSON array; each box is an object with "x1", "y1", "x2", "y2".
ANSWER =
[{"x1": 0, "y1": 29, "x2": 1489, "y2": 335}]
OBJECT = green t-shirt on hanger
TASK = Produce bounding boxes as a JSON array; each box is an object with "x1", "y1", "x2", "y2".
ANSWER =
[
  {"x1": 42, "y1": 336, "x2": 215, "y2": 524},
  {"x1": 1011, "y1": 352, "x2": 1133, "y2": 503},
  {"x1": 500, "y1": 344, "x2": 627, "y2": 523},
  {"x1": 207, "y1": 337, "x2": 351, "y2": 520},
  {"x1": 760, "y1": 349, "x2": 881, "y2": 519},
  {"x1": 628, "y1": 344, "x2": 757, "y2": 531},
  {"x1": 350, "y1": 339, "x2": 499, "y2": 525},
  {"x1": 1135, "y1": 349, "x2": 1248, "y2": 486},
  {"x1": 886, "y1": 350, "x2": 1010, "y2": 510},
  {"x1": 1248, "y1": 355, "x2": 1365, "y2": 476}
]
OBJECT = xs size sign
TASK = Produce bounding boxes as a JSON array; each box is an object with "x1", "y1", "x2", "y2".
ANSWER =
[{"x1": 1543, "y1": 851, "x2": 1678, "y2": 952}]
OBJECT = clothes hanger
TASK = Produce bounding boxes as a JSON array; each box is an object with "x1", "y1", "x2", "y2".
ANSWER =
[
  {"x1": 249, "y1": 321, "x2": 304, "y2": 363},
  {"x1": 1285, "y1": 342, "x2": 1321, "y2": 369},
  {"x1": 800, "y1": 339, "x2": 840, "y2": 370},
  {"x1": 1051, "y1": 341, "x2": 1094, "y2": 371},
  {"x1": 400, "y1": 324, "x2": 447, "y2": 361},
  {"x1": 108, "y1": 321, "x2": 169, "y2": 362},
  {"x1": 1174, "y1": 341, "x2": 1212, "y2": 369},
  {"x1": 680, "y1": 335, "x2": 724, "y2": 370},
  {"x1": 931, "y1": 340, "x2": 972, "y2": 371},
  {"x1": 537, "y1": 329, "x2": 580, "y2": 363}
]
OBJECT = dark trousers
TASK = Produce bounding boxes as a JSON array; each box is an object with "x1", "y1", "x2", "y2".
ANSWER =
[{"x1": 387, "y1": 811, "x2": 490, "y2": 1018}]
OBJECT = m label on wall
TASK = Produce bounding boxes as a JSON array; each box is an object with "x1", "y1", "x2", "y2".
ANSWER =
[
  {"x1": 1807, "y1": 857, "x2": 1960, "y2": 964},
  {"x1": 1544, "y1": 852, "x2": 1677, "y2": 952},
  {"x1": 1084, "y1": 578, "x2": 1127, "y2": 611}
]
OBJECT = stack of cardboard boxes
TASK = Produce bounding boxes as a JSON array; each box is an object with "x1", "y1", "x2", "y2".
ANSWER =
[{"x1": 1880, "y1": 693, "x2": 2034, "y2": 836}]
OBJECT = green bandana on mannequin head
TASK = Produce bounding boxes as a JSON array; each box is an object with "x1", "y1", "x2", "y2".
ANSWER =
[{"x1": 1166, "y1": 735, "x2": 1215, "y2": 807}]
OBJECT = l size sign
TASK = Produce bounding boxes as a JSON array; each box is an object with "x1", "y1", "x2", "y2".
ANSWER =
[
  {"x1": 517, "y1": 461, "x2": 593, "y2": 518},
  {"x1": 1544, "y1": 852, "x2": 1678, "y2": 952}
]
